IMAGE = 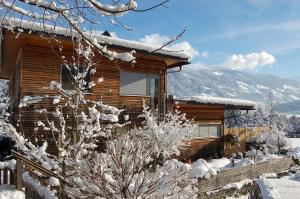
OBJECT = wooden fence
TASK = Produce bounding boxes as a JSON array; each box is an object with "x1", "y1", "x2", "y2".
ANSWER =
[
  {"x1": 0, "y1": 168, "x2": 14, "y2": 185},
  {"x1": 0, "y1": 151, "x2": 67, "y2": 199},
  {"x1": 224, "y1": 126, "x2": 266, "y2": 156},
  {"x1": 198, "y1": 157, "x2": 293, "y2": 194},
  {"x1": 12, "y1": 150, "x2": 68, "y2": 199},
  {"x1": 0, "y1": 153, "x2": 294, "y2": 198}
]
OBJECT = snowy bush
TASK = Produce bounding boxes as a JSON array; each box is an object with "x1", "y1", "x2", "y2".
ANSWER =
[
  {"x1": 287, "y1": 147, "x2": 300, "y2": 165},
  {"x1": 252, "y1": 125, "x2": 288, "y2": 154},
  {"x1": 139, "y1": 103, "x2": 193, "y2": 159},
  {"x1": 66, "y1": 130, "x2": 197, "y2": 198},
  {"x1": 0, "y1": 44, "x2": 197, "y2": 198},
  {"x1": 0, "y1": 1, "x2": 198, "y2": 197}
]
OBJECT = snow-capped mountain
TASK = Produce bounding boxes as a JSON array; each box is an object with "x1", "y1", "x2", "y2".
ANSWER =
[{"x1": 168, "y1": 67, "x2": 300, "y2": 114}]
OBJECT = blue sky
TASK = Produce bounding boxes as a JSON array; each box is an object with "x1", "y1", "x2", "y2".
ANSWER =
[{"x1": 103, "y1": 0, "x2": 300, "y2": 78}]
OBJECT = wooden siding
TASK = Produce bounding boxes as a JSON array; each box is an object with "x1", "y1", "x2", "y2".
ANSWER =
[
  {"x1": 1, "y1": 31, "x2": 23, "y2": 78},
  {"x1": 2, "y1": 29, "x2": 171, "y2": 154},
  {"x1": 174, "y1": 103, "x2": 225, "y2": 122},
  {"x1": 180, "y1": 138, "x2": 222, "y2": 162},
  {"x1": 174, "y1": 102, "x2": 225, "y2": 160}
]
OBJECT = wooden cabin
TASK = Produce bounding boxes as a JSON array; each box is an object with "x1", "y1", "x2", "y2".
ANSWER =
[
  {"x1": 172, "y1": 96, "x2": 256, "y2": 161},
  {"x1": 0, "y1": 19, "x2": 189, "y2": 154}
]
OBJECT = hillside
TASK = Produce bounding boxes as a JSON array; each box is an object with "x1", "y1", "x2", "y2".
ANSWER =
[{"x1": 168, "y1": 67, "x2": 300, "y2": 114}]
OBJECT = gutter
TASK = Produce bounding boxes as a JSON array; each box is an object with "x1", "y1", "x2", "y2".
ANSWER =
[{"x1": 167, "y1": 61, "x2": 191, "y2": 73}]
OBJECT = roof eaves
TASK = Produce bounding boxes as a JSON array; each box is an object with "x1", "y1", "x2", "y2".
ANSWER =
[{"x1": 175, "y1": 99, "x2": 256, "y2": 110}]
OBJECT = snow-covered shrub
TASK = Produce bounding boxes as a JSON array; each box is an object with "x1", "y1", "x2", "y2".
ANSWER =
[
  {"x1": 139, "y1": 103, "x2": 193, "y2": 159},
  {"x1": 0, "y1": 1, "x2": 198, "y2": 197},
  {"x1": 0, "y1": 42, "x2": 197, "y2": 197},
  {"x1": 253, "y1": 125, "x2": 288, "y2": 154},
  {"x1": 287, "y1": 147, "x2": 300, "y2": 165},
  {"x1": 67, "y1": 130, "x2": 197, "y2": 198}
]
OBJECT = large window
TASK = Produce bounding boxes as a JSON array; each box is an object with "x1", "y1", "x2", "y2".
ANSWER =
[
  {"x1": 189, "y1": 124, "x2": 221, "y2": 138},
  {"x1": 61, "y1": 65, "x2": 92, "y2": 92},
  {"x1": 120, "y1": 71, "x2": 160, "y2": 96}
]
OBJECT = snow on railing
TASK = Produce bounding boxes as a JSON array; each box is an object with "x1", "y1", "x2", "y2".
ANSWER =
[{"x1": 22, "y1": 172, "x2": 57, "y2": 199}]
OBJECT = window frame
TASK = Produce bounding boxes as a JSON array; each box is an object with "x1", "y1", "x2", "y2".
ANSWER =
[
  {"x1": 188, "y1": 124, "x2": 222, "y2": 139},
  {"x1": 119, "y1": 71, "x2": 160, "y2": 97}
]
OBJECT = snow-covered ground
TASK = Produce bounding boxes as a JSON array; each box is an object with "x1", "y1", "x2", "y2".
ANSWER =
[
  {"x1": 226, "y1": 194, "x2": 249, "y2": 199},
  {"x1": 207, "y1": 154, "x2": 283, "y2": 172},
  {"x1": 256, "y1": 172, "x2": 300, "y2": 199},
  {"x1": 0, "y1": 185, "x2": 24, "y2": 199},
  {"x1": 287, "y1": 138, "x2": 300, "y2": 162},
  {"x1": 290, "y1": 138, "x2": 300, "y2": 148}
]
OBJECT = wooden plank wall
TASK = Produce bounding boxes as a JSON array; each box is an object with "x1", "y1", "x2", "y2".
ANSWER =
[
  {"x1": 13, "y1": 43, "x2": 168, "y2": 154},
  {"x1": 174, "y1": 103, "x2": 225, "y2": 122},
  {"x1": 180, "y1": 138, "x2": 222, "y2": 162},
  {"x1": 174, "y1": 102, "x2": 225, "y2": 160}
]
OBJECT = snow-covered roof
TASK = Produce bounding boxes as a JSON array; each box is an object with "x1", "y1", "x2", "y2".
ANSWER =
[
  {"x1": 176, "y1": 96, "x2": 257, "y2": 109},
  {"x1": 1, "y1": 18, "x2": 190, "y2": 60}
]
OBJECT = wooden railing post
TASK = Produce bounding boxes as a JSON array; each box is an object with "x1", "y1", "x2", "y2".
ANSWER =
[{"x1": 15, "y1": 157, "x2": 23, "y2": 190}]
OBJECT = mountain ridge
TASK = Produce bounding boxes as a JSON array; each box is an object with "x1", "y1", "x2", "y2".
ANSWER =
[{"x1": 168, "y1": 67, "x2": 300, "y2": 114}]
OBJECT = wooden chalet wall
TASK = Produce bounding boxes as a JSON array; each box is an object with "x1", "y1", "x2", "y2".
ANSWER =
[
  {"x1": 3, "y1": 31, "x2": 169, "y2": 154},
  {"x1": 174, "y1": 102, "x2": 225, "y2": 161}
]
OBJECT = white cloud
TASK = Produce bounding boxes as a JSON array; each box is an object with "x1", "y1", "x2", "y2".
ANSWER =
[
  {"x1": 222, "y1": 51, "x2": 276, "y2": 71},
  {"x1": 139, "y1": 34, "x2": 207, "y2": 59},
  {"x1": 139, "y1": 34, "x2": 169, "y2": 47}
]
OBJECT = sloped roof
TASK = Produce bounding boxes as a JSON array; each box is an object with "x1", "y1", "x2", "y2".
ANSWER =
[
  {"x1": 175, "y1": 96, "x2": 257, "y2": 110},
  {"x1": 1, "y1": 17, "x2": 190, "y2": 60}
]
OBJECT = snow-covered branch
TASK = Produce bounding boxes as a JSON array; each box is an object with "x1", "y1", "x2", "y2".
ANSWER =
[{"x1": 0, "y1": 0, "x2": 179, "y2": 63}]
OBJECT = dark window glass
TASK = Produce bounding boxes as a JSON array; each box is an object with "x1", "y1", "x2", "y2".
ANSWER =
[{"x1": 61, "y1": 65, "x2": 92, "y2": 92}]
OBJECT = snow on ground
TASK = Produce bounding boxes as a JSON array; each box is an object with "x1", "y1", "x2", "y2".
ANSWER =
[
  {"x1": 226, "y1": 194, "x2": 249, "y2": 199},
  {"x1": 0, "y1": 185, "x2": 24, "y2": 199},
  {"x1": 223, "y1": 179, "x2": 252, "y2": 190},
  {"x1": 290, "y1": 138, "x2": 300, "y2": 148},
  {"x1": 208, "y1": 158, "x2": 254, "y2": 170},
  {"x1": 287, "y1": 138, "x2": 300, "y2": 161},
  {"x1": 190, "y1": 153, "x2": 285, "y2": 181},
  {"x1": 207, "y1": 154, "x2": 283, "y2": 171},
  {"x1": 207, "y1": 158, "x2": 232, "y2": 170},
  {"x1": 190, "y1": 159, "x2": 218, "y2": 179},
  {"x1": 257, "y1": 172, "x2": 300, "y2": 199}
]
